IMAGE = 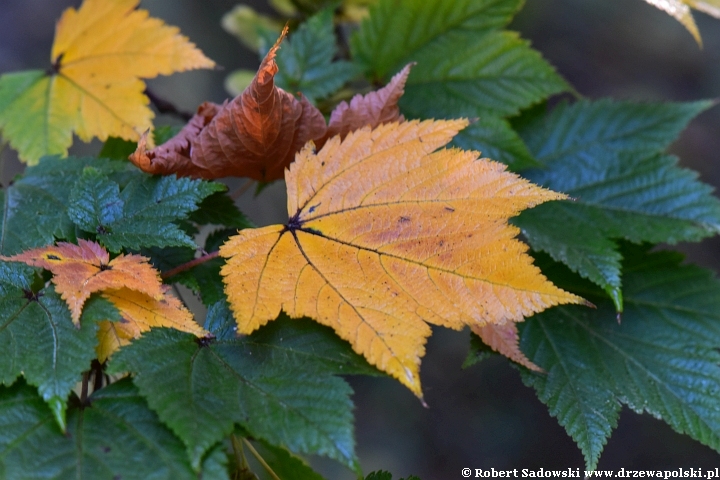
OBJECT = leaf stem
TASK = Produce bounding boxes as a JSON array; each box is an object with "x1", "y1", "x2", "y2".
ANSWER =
[
  {"x1": 242, "y1": 438, "x2": 281, "y2": 480},
  {"x1": 161, "y1": 250, "x2": 219, "y2": 280}
]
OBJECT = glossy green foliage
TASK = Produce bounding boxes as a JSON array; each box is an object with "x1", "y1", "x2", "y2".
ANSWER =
[
  {"x1": 109, "y1": 302, "x2": 375, "y2": 472},
  {"x1": 520, "y1": 246, "x2": 720, "y2": 470},
  {"x1": 351, "y1": 0, "x2": 565, "y2": 170},
  {"x1": 515, "y1": 100, "x2": 720, "y2": 309},
  {"x1": 0, "y1": 379, "x2": 228, "y2": 479},
  {"x1": 272, "y1": 9, "x2": 357, "y2": 102}
]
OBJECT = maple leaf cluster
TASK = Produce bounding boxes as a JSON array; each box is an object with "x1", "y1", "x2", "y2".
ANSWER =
[
  {"x1": 128, "y1": 28, "x2": 413, "y2": 182},
  {"x1": 0, "y1": 2, "x2": 583, "y2": 397}
]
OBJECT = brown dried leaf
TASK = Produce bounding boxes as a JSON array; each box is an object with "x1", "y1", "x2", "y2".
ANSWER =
[
  {"x1": 318, "y1": 64, "x2": 412, "y2": 148},
  {"x1": 129, "y1": 26, "x2": 327, "y2": 181},
  {"x1": 128, "y1": 102, "x2": 220, "y2": 177}
]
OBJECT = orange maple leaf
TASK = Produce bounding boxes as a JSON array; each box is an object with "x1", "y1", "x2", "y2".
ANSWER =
[
  {"x1": 471, "y1": 323, "x2": 542, "y2": 372},
  {"x1": 220, "y1": 120, "x2": 585, "y2": 396},
  {"x1": 0, "y1": 240, "x2": 164, "y2": 325},
  {"x1": 96, "y1": 287, "x2": 205, "y2": 362}
]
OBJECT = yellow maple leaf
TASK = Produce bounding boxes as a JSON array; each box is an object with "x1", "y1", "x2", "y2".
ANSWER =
[
  {"x1": 96, "y1": 287, "x2": 206, "y2": 362},
  {"x1": 0, "y1": 0, "x2": 214, "y2": 164},
  {"x1": 220, "y1": 120, "x2": 585, "y2": 396}
]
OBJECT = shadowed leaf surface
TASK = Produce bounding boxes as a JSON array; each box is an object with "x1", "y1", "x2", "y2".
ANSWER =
[
  {"x1": 521, "y1": 246, "x2": 720, "y2": 470},
  {"x1": 109, "y1": 305, "x2": 360, "y2": 472},
  {"x1": 0, "y1": 379, "x2": 226, "y2": 479}
]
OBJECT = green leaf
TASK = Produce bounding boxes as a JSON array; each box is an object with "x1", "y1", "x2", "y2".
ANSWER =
[
  {"x1": 165, "y1": 229, "x2": 234, "y2": 306},
  {"x1": 399, "y1": 30, "x2": 567, "y2": 119},
  {"x1": 265, "y1": 9, "x2": 358, "y2": 103},
  {"x1": 95, "y1": 175, "x2": 223, "y2": 252},
  {"x1": 0, "y1": 156, "x2": 137, "y2": 256},
  {"x1": 154, "y1": 125, "x2": 183, "y2": 145},
  {"x1": 519, "y1": 99, "x2": 713, "y2": 164},
  {"x1": 0, "y1": 70, "x2": 71, "y2": 164},
  {"x1": 351, "y1": 0, "x2": 523, "y2": 80},
  {"x1": 109, "y1": 324, "x2": 360, "y2": 472},
  {"x1": 0, "y1": 269, "x2": 101, "y2": 428},
  {"x1": 98, "y1": 137, "x2": 137, "y2": 160},
  {"x1": 515, "y1": 100, "x2": 720, "y2": 308},
  {"x1": 189, "y1": 190, "x2": 254, "y2": 229},
  {"x1": 520, "y1": 246, "x2": 720, "y2": 470},
  {"x1": 68, "y1": 167, "x2": 124, "y2": 234},
  {"x1": 0, "y1": 378, "x2": 218, "y2": 479},
  {"x1": 451, "y1": 117, "x2": 538, "y2": 170},
  {"x1": 351, "y1": 0, "x2": 565, "y2": 169},
  {"x1": 246, "y1": 439, "x2": 325, "y2": 480}
]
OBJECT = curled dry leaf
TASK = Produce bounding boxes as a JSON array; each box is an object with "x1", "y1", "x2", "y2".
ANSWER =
[
  {"x1": 0, "y1": 240, "x2": 163, "y2": 325},
  {"x1": 130, "y1": 20, "x2": 415, "y2": 182},
  {"x1": 130, "y1": 26, "x2": 327, "y2": 182},
  {"x1": 317, "y1": 63, "x2": 412, "y2": 148},
  {"x1": 220, "y1": 120, "x2": 586, "y2": 396}
]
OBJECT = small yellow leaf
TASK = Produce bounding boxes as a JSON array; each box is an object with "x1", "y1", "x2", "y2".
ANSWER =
[
  {"x1": 220, "y1": 120, "x2": 585, "y2": 396},
  {"x1": 0, "y1": 0, "x2": 214, "y2": 163},
  {"x1": 96, "y1": 287, "x2": 207, "y2": 362}
]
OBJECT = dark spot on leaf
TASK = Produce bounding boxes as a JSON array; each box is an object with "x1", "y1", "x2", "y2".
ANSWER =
[
  {"x1": 321, "y1": 161, "x2": 325, "y2": 166},
  {"x1": 105, "y1": 84, "x2": 111, "y2": 89},
  {"x1": 102, "y1": 446, "x2": 111, "y2": 453},
  {"x1": 438, "y1": 240, "x2": 444, "y2": 247},
  {"x1": 120, "y1": 317, "x2": 130, "y2": 324},
  {"x1": 99, "y1": 264, "x2": 112, "y2": 271},
  {"x1": 114, "y1": 475, "x2": 122, "y2": 480},
  {"x1": 23, "y1": 289, "x2": 42, "y2": 302},
  {"x1": 46, "y1": 254, "x2": 61, "y2": 261},
  {"x1": 304, "y1": 227, "x2": 322, "y2": 235},
  {"x1": 97, "y1": 225, "x2": 108, "y2": 235},
  {"x1": 399, "y1": 216, "x2": 410, "y2": 223},
  {"x1": 308, "y1": 203, "x2": 321, "y2": 214},
  {"x1": 444, "y1": 206, "x2": 455, "y2": 212},
  {"x1": 196, "y1": 336, "x2": 214, "y2": 347}
]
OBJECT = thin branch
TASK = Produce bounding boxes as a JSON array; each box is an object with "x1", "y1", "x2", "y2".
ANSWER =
[{"x1": 161, "y1": 251, "x2": 219, "y2": 280}]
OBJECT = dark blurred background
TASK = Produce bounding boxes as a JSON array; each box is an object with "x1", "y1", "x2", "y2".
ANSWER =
[{"x1": 2, "y1": 1, "x2": 720, "y2": 478}]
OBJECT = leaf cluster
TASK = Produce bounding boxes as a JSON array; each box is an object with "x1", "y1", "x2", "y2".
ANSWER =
[{"x1": 2, "y1": 0, "x2": 720, "y2": 477}]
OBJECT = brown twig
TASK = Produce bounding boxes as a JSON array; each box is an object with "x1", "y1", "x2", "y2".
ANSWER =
[{"x1": 161, "y1": 251, "x2": 220, "y2": 280}]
